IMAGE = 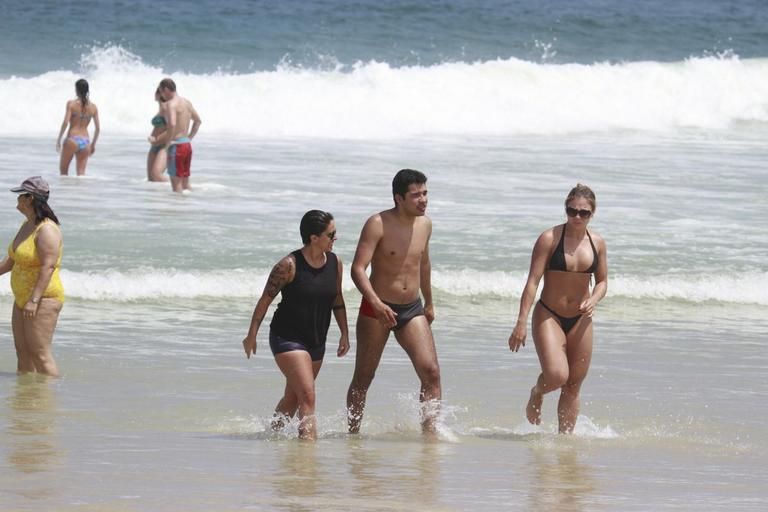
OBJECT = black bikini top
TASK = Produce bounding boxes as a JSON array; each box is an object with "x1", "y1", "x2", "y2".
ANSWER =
[{"x1": 547, "y1": 224, "x2": 599, "y2": 274}]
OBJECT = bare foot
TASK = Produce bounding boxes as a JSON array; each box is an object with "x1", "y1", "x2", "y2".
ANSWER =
[{"x1": 526, "y1": 387, "x2": 543, "y2": 425}]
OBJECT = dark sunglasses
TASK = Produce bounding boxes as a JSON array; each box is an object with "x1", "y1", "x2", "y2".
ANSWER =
[
  {"x1": 566, "y1": 206, "x2": 592, "y2": 219},
  {"x1": 325, "y1": 231, "x2": 336, "y2": 239},
  {"x1": 19, "y1": 193, "x2": 32, "y2": 199}
]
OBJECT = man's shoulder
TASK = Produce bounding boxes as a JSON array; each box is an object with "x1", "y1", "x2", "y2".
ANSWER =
[
  {"x1": 361, "y1": 212, "x2": 384, "y2": 232},
  {"x1": 169, "y1": 96, "x2": 185, "y2": 108},
  {"x1": 363, "y1": 209, "x2": 397, "y2": 224}
]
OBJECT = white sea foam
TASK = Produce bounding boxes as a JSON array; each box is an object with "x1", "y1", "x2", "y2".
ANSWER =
[
  {"x1": 2, "y1": 44, "x2": 767, "y2": 138},
  {"x1": 437, "y1": 269, "x2": 768, "y2": 305},
  {"x1": 1, "y1": 268, "x2": 766, "y2": 304}
]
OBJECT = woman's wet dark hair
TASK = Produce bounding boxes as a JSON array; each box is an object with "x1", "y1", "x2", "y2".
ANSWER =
[
  {"x1": 300, "y1": 210, "x2": 333, "y2": 245},
  {"x1": 31, "y1": 195, "x2": 60, "y2": 225},
  {"x1": 75, "y1": 78, "x2": 89, "y2": 108}
]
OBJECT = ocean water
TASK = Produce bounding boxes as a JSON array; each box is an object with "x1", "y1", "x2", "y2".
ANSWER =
[{"x1": 1, "y1": 1, "x2": 767, "y2": 510}]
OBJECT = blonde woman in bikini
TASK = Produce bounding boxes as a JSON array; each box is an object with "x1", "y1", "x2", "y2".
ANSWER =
[
  {"x1": 0, "y1": 177, "x2": 65, "y2": 377},
  {"x1": 56, "y1": 78, "x2": 100, "y2": 176},
  {"x1": 508, "y1": 184, "x2": 608, "y2": 433}
]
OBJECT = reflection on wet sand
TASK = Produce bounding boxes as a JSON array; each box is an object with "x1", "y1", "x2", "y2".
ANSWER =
[
  {"x1": 269, "y1": 441, "x2": 324, "y2": 512},
  {"x1": 5, "y1": 374, "x2": 63, "y2": 501},
  {"x1": 347, "y1": 437, "x2": 385, "y2": 501},
  {"x1": 346, "y1": 438, "x2": 450, "y2": 511},
  {"x1": 262, "y1": 438, "x2": 452, "y2": 512},
  {"x1": 527, "y1": 445, "x2": 597, "y2": 512}
]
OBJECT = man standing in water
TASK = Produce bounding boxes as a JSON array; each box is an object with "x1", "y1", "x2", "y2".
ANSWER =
[
  {"x1": 347, "y1": 169, "x2": 441, "y2": 435},
  {"x1": 157, "y1": 78, "x2": 201, "y2": 194}
]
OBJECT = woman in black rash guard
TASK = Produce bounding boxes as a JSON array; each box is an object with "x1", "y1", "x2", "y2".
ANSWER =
[{"x1": 242, "y1": 210, "x2": 349, "y2": 440}]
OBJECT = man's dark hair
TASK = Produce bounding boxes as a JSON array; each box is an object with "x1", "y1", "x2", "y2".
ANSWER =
[
  {"x1": 159, "y1": 78, "x2": 177, "y2": 92},
  {"x1": 300, "y1": 210, "x2": 334, "y2": 245},
  {"x1": 392, "y1": 169, "x2": 427, "y2": 200}
]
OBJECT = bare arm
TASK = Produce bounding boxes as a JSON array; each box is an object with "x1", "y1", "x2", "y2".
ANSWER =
[
  {"x1": 56, "y1": 101, "x2": 71, "y2": 151},
  {"x1": 420, "y1": 219, "x2": 434, "y2": 324},
  {"x1": 509, "y1": 230, "x2": 552, "y2": 351},
  {"x1": 580, "y1": 236, "x2": 608, "y2": 316},
  {"x1": 351, "y1": 215, "x2": 396, "y2": 327},
  {"x1": 22, "y1": 224, "x2": 61, "y2": 318},
  {"x1": 333, "y1": 256, "x2": 350, "y2": 357},
  {"x1": 351, "y1": 215, "x2": 383, "y2": 304},
  {"x1": 90, "y1": 105, "x2": 100, "y2": 154},
  {"x1": 242, "y1": 255, "x2": 295, "y2": 358},
  {"x1": 0, "y1": 255, "x2": 14, "y2": 276},
  {"x1": 188, "y1": 103, "x2": 202, "y2": 140}
]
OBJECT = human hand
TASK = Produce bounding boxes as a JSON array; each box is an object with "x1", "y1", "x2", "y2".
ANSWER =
[
  {"x1": 55, "y1": 141, "x2": 61, "y2": 153},
  {"x1": 337, "y1": 333, "x2": 350, "y2": 357},
  {"x1": 373, "y1": 300, "x2": 397, "y2": 329},
  {"x1": 424, "y1": 303, "x2": 435, "y2": 324},
  {"x1": 148, "y1": 136, "x2": 156, "y2": 144},
  {"x1": 22, "y1": 300, "x2": 39, "y2": 319},
  {"x1": 508, "y1": 322, "x2": 527, "y2": 352},
  {"x1": 90, "y1": 143, "x2": 96, "y2": 155},
  {"x1": 579, "y1": 298, "x2": 595, "y2": 317},
  {"x1": 242, "y1": 335, "x2": 257, "y2": 358}
]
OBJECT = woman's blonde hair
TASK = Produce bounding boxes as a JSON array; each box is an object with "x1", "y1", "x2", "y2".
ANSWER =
[{"x1": 565, "y1": 183, "x2": 596, "y2": 211}]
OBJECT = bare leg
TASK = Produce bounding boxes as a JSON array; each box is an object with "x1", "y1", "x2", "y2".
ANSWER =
[
  {"x1": 147, "y1": 150, "x2": 154, "y2": 181},
  {"x1": 59, "y1": 139, "x2": 77, "y2": 176},
  {"x1": 148, "y1": 149, "x2": 170, "y2": 182},
  {"x1": 272, "y1": 359, "x2": 322, "y2": 431},
  {"x1": 21, "y1": 299, "x2": 62, "y2": 377},
  {"x1": 347, "y1": 315, "x2": 389, "y2": 433},
  {"x1": 529, "y1": 303, "x2": 569, "y2": 425},
  {"x1": 557, "y1": 318, "x2": 593, "y2": 433},
  {"x1": 170, "y1": 177, "x2": 183, "y2": 194},
  {"x1": 274, "y1": 350, "x2": 318, "y2": 440},
  {"x1": 12, "y1": 305, "x2": 34, "y2": 373},
  {"x1": 75, "y1": 147, "x2": 90, "y2": 176},
  {"x1": 394, "y1": 316, "x2": 441, "y2": 436},
  {"x1": 526, "y1": 384, "x2": 544, "y2": 426},
  {"x1": 181, "y1": 177, "x2": 191, "y2": 191},
  {"x1": 152, "y1": 148, "x2": 169, "y2": 182}
]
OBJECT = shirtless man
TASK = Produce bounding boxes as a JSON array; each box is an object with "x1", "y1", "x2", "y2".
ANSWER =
[
  {"x1": 346, "y1": 169, "x2": 441, "y2": 435},
  {"x1": 155, "y1": 78, "x2": 202, "y2": 193}
]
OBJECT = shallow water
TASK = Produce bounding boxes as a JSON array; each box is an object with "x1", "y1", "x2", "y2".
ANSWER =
[
  {"x1": 0, "y1": 133, "x2": 766, "y2": 510},
  {"x1": 2, "y1": 1, "x2": 768, "y2": 507}
]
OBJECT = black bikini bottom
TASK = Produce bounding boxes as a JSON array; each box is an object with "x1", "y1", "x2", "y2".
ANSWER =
[{"x1": 538, "y1": 300, "x2": 582, "y2": 334}]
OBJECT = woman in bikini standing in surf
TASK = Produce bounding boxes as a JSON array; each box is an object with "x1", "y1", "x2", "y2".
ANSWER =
[
  {"x1": 146, "y1": 87, "x2": 169, "y2": 182},
  {"x1": 56, "y1": 78, "x2": 100, "y2": 176},
  {"x1": 508, "y1": 184, "x2": 608, "y2": 433}
]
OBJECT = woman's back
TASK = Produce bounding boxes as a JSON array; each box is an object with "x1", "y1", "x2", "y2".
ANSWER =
[{"x1": 67, "y1": 99, "x2": 97, "y2": 134}]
